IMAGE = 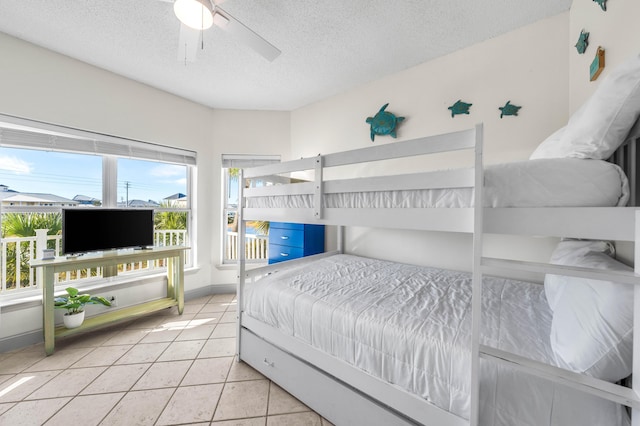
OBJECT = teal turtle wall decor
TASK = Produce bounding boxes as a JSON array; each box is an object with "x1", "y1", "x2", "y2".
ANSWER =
[
  {"x1": 593, "y1": 0, "x2": 606, "y2": 11},
  {"x1": 499, "y1": 101, "x2": 521, "y2": 118},
  {"x1": 448, "y1": 100, "x2": 472, "y2": 117},
  {"x1": 575, "y1": 29, "x2": 589, "y2": 54},
  {"x1": 366, "y1": 103, "x2": 405, "y2": 141}
]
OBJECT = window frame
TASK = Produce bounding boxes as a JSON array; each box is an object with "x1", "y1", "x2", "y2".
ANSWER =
[
  {"x1": 0, "y1": 114, "x2": 196, "y2": 300},
  {"x1": 220, "y1": 154, "x2": 280, "y2": 265}
]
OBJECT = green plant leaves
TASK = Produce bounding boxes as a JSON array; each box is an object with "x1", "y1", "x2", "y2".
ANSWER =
[{"x1": 53, "y1": 286, "x2": 111, "y2": 314}]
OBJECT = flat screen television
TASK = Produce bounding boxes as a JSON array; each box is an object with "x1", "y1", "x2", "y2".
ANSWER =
[{"x1": 62, "y1": 208, "x2": 155, "y2": 255}]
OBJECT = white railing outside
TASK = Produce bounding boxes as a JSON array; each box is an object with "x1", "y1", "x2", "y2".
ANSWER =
[
  {"x1": 0, "y1": 230, "x2": 189, "y2": 295},
  {"x1": 118, "y1": 230, "x2": 190, "y2": 276},
  {"x1": 1, "y1": 235, "x2": 39, "y2": 293},
  {"x1": 226, "y1": 232, "x2": 268, "y2": 261}
]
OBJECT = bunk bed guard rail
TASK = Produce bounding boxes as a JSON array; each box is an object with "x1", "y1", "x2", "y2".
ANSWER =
[{"x1": 241, "y1": 125, "x2": 482, "y2": 231}]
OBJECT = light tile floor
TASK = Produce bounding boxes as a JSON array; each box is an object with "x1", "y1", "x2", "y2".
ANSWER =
[{"x1": 0, "y1": 294, "x2": 334, "y2": 426}]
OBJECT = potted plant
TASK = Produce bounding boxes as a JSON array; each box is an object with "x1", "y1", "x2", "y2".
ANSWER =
[{"x1": 54, "y1": 286, "x2": 112, "y2": 329}]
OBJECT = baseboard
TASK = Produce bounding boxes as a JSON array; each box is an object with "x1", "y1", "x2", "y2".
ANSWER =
[
  {"x1": 186, "y1": 283, "x2": 236, "y2": 299},
  {"x1": 0, "y1": 329, "x2": 43, "y2": 353},
  {"x1": 0, "y1": 283, "x2": 236, "y2": 353}
]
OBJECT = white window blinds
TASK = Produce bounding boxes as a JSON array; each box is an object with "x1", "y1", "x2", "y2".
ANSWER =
[
  {"x1": 0, "y1": 113, "x2": 197, "y2": 166},
  {"x1": 221, "y1": 154, "x2": 281, "y2": 168}
]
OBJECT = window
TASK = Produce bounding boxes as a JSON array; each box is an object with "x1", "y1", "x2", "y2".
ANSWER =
[
  {"x1": 117, "y1": 158, "x2": 190, "y2": 248},
  {"x1": 0, "y1": 114, "x2": 196, "y2": 297},
  {"x1": 117, "y1": 159, "x2": 187, "y2": 208},
  {"x1": 221, "y1": 154, "x2": 279, "y2": 264},
  {"x1": 0, "y1": 148, "x2": 102, "y2": 203}
]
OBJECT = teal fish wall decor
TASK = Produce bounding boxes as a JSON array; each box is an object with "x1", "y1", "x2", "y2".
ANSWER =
[
  {"x1": 366, "y1": 103, "x2": 405, "y2": 141},
  {"x1": 499, "y1": 101, "x2": 521, "y2": 118},
  {"x1": 448, "y1": 100, "x2": 472, "y2": 117},
  {"x1": 575, "y1": 30, "x2": 589, "y2": 54},
  {"x1": 593, "y1": 0, "x2": 606, "y2": 11}
]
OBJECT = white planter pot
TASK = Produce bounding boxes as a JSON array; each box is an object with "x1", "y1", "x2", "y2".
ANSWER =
[{"x1": 63, "y1": 311, "x2": 85, "y2": 329}]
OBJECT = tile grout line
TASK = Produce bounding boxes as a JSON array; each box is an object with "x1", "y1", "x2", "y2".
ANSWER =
[
  {"x1": 204, "y1": 299, "x2": 234, "y2": 424},
  {"x1": 266, "y1": 379, "x2": 274, "y2": 420},
  {"x1": 0, "y1": 294, "x2": 290, "y2": 426},
  {"x1": 151, "y1": 297, "x2": 210, "y2": 426},
  {"x1": 88, "y1": 391, "x2": 128, "y2": 426},
  {"x1": 151, "y1": 384, "x2": 180, "y2": 426},
  {"x1": 15, "y1": 369, "x2": 65, "y2": 403}
]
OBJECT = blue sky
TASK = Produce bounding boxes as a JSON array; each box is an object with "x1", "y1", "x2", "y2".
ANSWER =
[{"x1": 0, "y1": 148, "x2": 187, "y2": 203}]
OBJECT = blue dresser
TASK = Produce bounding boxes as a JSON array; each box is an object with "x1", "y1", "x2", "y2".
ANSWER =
[{"x1": 268, "y1": 222, "x2": 325, "y2": 264}]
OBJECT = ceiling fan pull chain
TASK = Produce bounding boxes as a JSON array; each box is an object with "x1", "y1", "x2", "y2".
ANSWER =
[{"x1": 200, "y1": 11, "x2": 204, "y2": 51}]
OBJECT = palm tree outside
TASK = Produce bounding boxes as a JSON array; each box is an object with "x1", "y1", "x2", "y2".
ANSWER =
[
  {"x1": 1, "y1": 212, "x2": 61, "y2": 239},
  {"x1": 154, "y1": 201, "x2": 187, "y2": 230},
  {"x1": 227, "y1": 167, "x2": 270, "y2": 235},
  {"x1": 2, "y1": 212, "x2": 61, "y2": 290}
]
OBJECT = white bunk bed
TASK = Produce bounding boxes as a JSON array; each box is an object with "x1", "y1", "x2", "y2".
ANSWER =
[{"x1": 237, "y1": 56, "x2": 640, "y2": 426}]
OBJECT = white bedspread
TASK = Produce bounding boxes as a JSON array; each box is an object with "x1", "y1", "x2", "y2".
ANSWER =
[
  {"x1": 247, "y1": 158, "x2": 629, "y2": 209},
  {"x1": 243, "y1": 254, "x2": 629, "y2": 426}
]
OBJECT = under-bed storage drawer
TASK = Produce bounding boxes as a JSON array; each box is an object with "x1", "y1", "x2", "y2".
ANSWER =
[
  {"x1": 240, "y1": 329, "x2": 416, "y2": 426},
  {"x1": 268, "y1": 222, "x2": 324, "y2": 264}
]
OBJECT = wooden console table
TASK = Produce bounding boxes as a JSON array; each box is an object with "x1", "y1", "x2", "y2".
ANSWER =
[{"x1": 30, "y1": 246, "x2": 188, "y2": 355}]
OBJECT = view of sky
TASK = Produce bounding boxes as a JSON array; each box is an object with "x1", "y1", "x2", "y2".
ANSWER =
[{"x1": 0, "y1": 147, "x2": 187, "y2": 204}]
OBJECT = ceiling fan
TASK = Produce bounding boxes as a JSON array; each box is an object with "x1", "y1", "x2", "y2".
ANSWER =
[{"x1": 161, "y1": 0, "x2": 281, "y2": 63}]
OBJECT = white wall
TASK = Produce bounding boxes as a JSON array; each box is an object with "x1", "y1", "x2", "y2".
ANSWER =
[
  {"x1": 291, "y1": 13, "x2": 570, "y2": 271},
  {"x1": 0, "y1": 32, "x2": 290, "y2": 344},
  {"x1": 293, "y1": 13, "x2": 570, "y2": 165},
  {"x1": 210, "y1": 109, "x2": 291, "y2": 284},
  {"x1": 569, "y1": 0, "x2": 640, "y2": 112},
  {"x1": 568, "y1": 0, "x2": 640, "y2": 264}
]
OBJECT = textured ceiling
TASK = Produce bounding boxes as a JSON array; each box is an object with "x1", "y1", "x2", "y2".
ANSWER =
[{"x1": 0, "y1": 0, "x2": 572, "y2": 111}]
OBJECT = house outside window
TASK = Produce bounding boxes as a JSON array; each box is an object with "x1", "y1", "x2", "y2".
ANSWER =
[
  {"x1": 0, "y1": 115, "x2": 196, "y2": 298},
  {"x1": 117, "y1": 158, "x2": 190, "y2": 249},
  {"x1": 221, "y1": 154, "x2": 279, "y2": 264}
]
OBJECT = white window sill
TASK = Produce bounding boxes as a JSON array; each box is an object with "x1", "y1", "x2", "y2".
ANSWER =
[{"x1": 215, "y1": 262, "x2": 266, "y2": 271}]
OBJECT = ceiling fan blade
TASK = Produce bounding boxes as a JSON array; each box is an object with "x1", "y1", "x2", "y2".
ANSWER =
[
  {"x1": 177, "y1": 23, "x2": 201, "y2": 63},
  {"x1": 213, "y1": 7, "x2": 281, "y2": 62}
]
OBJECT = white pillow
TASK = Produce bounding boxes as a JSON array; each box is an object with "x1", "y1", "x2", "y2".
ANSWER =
[
  {"x1": 529, "y1": 126, "x2": 566, "y2": 159},
  {"x1": 544, "y1": 240, "x2": 614, "y2": 311},
  {"x1": 531, "y1": 52, "x2": 640, "y2": 160},
  {"x1": 547, "y1": 240, "x2": 633, "y2": 382}
]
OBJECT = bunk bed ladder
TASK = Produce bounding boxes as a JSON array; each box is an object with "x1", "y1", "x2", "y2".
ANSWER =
[
  {"x1": 313, "y1": 155, "x2": 323, "y2": 219},
  {"x1": 477, "y1": 211, "x2": 640, "y2": 425}
]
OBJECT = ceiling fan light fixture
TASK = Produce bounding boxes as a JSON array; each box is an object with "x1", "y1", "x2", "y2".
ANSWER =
[
  {"x1": 212, "y1": 12, "x2": 230, "y2": 28},
  {"x1": 174, "y1": 0, "x2": 214, "y2": 30}
]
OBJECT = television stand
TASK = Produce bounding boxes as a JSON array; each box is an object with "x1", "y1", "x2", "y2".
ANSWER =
[{"x1": 30, "y1": 246, "x2": 189, "y2": 355}]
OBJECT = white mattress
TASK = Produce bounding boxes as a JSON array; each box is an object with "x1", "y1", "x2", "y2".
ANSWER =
[
  {"x1": 243, "y1": 254, "x2": 629, "y2": 426},
  {"x1": 247, "y1": 158, "x2": 629, "y2": 209}
]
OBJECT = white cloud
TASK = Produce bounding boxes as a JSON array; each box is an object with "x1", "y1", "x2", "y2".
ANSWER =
[
  {"x1": 150, "y1": 164, "x2": 184, "y2": 178},
  {"x1": 0, "y1": 156, "x2": 32, "y2": 173},
  {"x1": 175, "y1": 178, "x2": 187, "y2": 186}
]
